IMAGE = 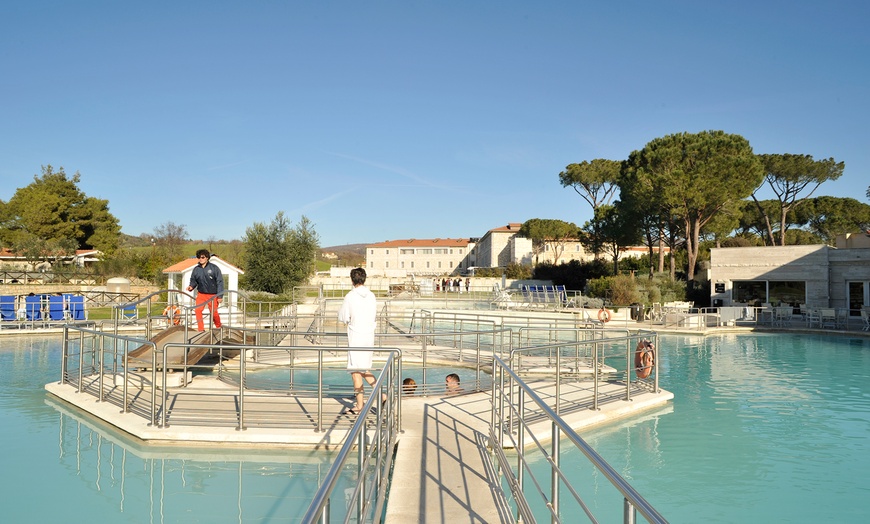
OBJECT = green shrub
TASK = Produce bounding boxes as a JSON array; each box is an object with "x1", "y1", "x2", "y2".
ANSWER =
[{"x1": 610, "y1": 274, "x2": 642, "y2": 305}]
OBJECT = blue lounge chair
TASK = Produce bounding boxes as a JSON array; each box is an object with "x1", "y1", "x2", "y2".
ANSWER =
[
  {"x1": 49, "y1": 295, "x2": 66, "y2": 321},
  {"x1": 25, "y1": 295, "x2": 42, "y2": 321},
  {"x1": 120, "y1": 304, "x2": 138, "y2": 321},
  {"x1": 0, "y1": 296, "x2": 15, "y2": 321},
  {"x1": 68, "y1": 295, "x2": 86, "y2": 320}
]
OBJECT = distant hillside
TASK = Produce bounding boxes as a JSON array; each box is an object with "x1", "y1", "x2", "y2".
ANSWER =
[
  {"x1": 321, "y1": 243, "x2": 367, "y2": 255},
  {"x1": 320, "y1": 243, "x2": 367, "y2": 266}
]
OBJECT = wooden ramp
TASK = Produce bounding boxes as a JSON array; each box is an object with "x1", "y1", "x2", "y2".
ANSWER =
[{"x1": 127, "y1": 326, "x2": 216, "y2": 368}]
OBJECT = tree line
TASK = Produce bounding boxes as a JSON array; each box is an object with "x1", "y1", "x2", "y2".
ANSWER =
[
  {"x1": 535, "y1": 130, "x2": 868, "y2": 285},
  {"x1": 0, "y1": 166, "x2": 319, "y2": 295}
]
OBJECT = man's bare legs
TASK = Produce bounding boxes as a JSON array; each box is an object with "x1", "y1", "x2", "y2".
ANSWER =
[
  {"x1": 351, "y1": 371, "x2": 376, "y2": 411},
  {"x1": 351, "y1": 371, "x2": 390, "y2": 413}
]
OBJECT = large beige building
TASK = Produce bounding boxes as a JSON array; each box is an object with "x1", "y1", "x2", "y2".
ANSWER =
[
  {"x1": 365, "y1": 222, "x2": 593, "y2": 277},
  {"x1": 366, "y1": 222, "x2": 667, "y2": 277},
  {"x1": 364, "y1": 221, "x2": 669, "y2": 277},
  {"x1": 366, "y1": 238, "x2": 474, "y2": 277}
]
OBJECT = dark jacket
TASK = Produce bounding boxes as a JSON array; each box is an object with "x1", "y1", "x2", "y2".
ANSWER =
[{"x1": 188, "y1": 262, "x2": 224, "y2": 295}]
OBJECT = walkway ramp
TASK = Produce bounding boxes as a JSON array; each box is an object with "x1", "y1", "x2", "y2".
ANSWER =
[
  {"x1": 127, "y1": 326, "x2": 216, "y2": 368},
  {"x1": 386, "y1": 393, "x2": 514, "y2": 523}
]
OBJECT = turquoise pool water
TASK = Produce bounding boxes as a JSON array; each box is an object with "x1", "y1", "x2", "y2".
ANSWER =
[
  {"x1": 532, "y1": 333, "x2": 870, "y2": 522},
  {"x1": 0, "y1": 335, "x2": 345, "y2": 523},
  {"x1": 4, "y1": 332, "x2": 869, "y2": 522}
]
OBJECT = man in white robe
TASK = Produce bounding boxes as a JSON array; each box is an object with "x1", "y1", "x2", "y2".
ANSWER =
[{"x1": 338, "y1": 267, "x2": 377, "y2": 413}]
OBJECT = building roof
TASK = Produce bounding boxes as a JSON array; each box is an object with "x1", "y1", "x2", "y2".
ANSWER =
[
  {"x1": 0, "y1": 248, "x2": 101, "y2": 257},
  {"x1": 368, "y1": 238, "x2": 472, "y2": 248},
  {"x1": 162, "y1": 256, "x2": 244, "y2": 274},
  {"x1": 488, "y1": 223, "x2": 524, "y2": 233}
]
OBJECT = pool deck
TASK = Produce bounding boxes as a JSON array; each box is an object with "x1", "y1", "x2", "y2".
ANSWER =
[
  {"x1": 32, "y1": 317, "x2": 868, "y2": 522},
  {"x1": 45, "y1": 373, "x2": 672, "y2": 522}
]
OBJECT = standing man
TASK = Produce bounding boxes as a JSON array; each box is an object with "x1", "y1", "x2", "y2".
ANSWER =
[
  {"x1": 187, "y1": 249, "x2": 223, "y2": 332},
  {"x1": 338, "y1": 267, "x2": 378, "y2": 413}
]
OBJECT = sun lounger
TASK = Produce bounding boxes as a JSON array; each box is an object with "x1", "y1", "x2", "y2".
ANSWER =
[
  {"x1": 25, "y1": 295, "x2": 42, "y2": 321},
  {"x1": 0, "y1": 296, "x2": 15, "y2": 321},
  {"x1": 48, "y1": 295, "x2": 66, "y2": 321},
  {"x1": 68, "y1": 295, "x2": 86, "y2": 320}
]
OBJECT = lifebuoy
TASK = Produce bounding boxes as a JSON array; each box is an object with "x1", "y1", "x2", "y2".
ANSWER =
[
  {"x1": 598, "y1": 308, "x2": 611, "y2": 322},
  {"x1": 163, "y1": 305, "x2": 182, "y2": 326},
  {"x1": 635, "y1": 340, "x2": 655, "y2": 379}
]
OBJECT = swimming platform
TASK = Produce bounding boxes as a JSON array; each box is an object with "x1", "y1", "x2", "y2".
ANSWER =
[{"x1": 36, "y1": 305, "x2": 672, "y2": 522}]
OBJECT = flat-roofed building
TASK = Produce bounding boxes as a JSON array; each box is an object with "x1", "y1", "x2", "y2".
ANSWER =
[{"x1": 710, "y1": 243, "x2": 870, "y2": 311}]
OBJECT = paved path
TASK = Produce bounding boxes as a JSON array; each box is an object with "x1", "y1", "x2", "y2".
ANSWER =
[
  {"x1": 386, "y1": 393, "x2": 513, "y2": 523},
  {"x1": 385, "y1": 381, "x2": 673, "y2": 523}
]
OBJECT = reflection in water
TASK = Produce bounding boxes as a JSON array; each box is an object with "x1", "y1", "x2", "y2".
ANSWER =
[
  {"x1": 548, "y1": 333, "x2": 870, "y2": 523},
  {"x1": 49, "y1": 396, "x2": 340, "y2": 523}
]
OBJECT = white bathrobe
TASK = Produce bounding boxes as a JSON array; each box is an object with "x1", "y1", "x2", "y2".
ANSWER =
[{"x1": 338, "y1": 284, "x2": 377, "y2": 370}]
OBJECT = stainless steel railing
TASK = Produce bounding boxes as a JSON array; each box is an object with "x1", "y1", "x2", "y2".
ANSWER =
[
  {"x1": 302, "y1": 352, "x2": 399, "y2": 524},
  {"x1": 490, "y1": 338, "x2": 667, "y2": 523}
]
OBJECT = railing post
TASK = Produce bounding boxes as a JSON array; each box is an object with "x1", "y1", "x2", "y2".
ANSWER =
[
  {"x1": 238, "y1": 348, "x2": 246, "y2": 430},
  {"x1": 592, "y1": 341, "x2": 600, "y2": 411},
  {"x1": 626, "y1": 338, "x2": 633, "y2": 401},
  {"x1": 317, "y1": 349, "x2": 323, "y2": 432},
  {"x1": 517, "y1": 386, "x2": 525, "y2": 523},
  {"x1": 552, "y1": 420, "x2": 560, "y2": 524},
  {"x1": 624, "y1": 498, "x2": 636, "y2": 524}
]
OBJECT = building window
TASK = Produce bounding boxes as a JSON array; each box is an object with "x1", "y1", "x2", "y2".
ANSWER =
[
  {"x1": 401, "y1": 249, "x2": 414, "y2": 255},
  {"x1": 386, "y1": 249, "x2": 389, "y2": 255},
  {"x1": 733, "y1": 281, "x2": 766, "y2": 305},
  {"x1": 768, "y1": 281, "x2": 806, "y2": 306},
  {"x1": 732, "y1": 280, "x2": 806, "y2": 307},
  {"x1": 449, "y1": 261, "x2": 453, "y2": 267},
  {"x1": 400, "y1": 261, "x2": 405, "y2": 269},
  {"x1": 369, "y1": 261, "x2": 373, "y2": 268},
  {"x1": 411, "y1": 261, "x2": 415, "y2": 268},
  {"x1": 370, "y1": 249, "x2": 374, "y2": 255},
  {"x1": 385, "y1": 261, "x2": 389, "y2": 268},
  {"x1": 438, "y1": 261, "x2": 442, "y2": 268},
  {"x1": 426, "y1": 262, "x2": 430, "y2": 268}
]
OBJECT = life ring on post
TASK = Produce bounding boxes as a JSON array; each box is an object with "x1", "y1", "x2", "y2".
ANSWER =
[
  {"x1": 163, "y1": 305, "x2": 182, "y2": 326},
  {"x1": 598, "y1": 308, "x2": 612, "y2": 323},
  {"x1": 635, "y1": 340, "x2": 655, "y2": 379}
]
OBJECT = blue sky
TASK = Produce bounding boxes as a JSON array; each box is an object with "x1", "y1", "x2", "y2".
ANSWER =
[{"x1": 2, "y1": 1, "x2": 867, "y2": 247}]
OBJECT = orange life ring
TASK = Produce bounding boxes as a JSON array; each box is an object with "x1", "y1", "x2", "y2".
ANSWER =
[
  {"x1": 163, "y1": 305, "x2": 182, "y2": 325},
  {"x1": 635, "y1": 340, "x2": 655, "y2": 379},
  {"x1": 598, "y1": 308, "x2": 611, "y2": 322}
]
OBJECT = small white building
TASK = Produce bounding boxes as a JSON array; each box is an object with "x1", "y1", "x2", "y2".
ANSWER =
[{"x1": 162, "y1": 256, "x2": 244, "y2": 313}]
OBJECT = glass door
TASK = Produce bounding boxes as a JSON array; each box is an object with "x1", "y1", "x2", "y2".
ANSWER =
[{"x1": 847, "y1": 281, "x2": 869, "y2": 315}]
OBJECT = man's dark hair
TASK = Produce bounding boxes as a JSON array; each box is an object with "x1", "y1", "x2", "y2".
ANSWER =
[
  {"x1": 350, "y1": 267, "x2": 367, "y2": 286},
  {"x1": 196, "y1": 249, "x2": 211, "y2": 259},
  {"x1": 446, "y1": 373, "x2": 460, "y2": 383}
]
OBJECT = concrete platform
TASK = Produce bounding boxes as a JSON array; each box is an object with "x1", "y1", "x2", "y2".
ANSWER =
[{"x1": 46, "y1": 374, "x2": 672, "y2": 523}]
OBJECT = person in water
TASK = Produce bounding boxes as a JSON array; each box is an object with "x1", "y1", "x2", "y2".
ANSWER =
[{"x1": 635, "y1": 339, "x2": 655, "y2": 379}]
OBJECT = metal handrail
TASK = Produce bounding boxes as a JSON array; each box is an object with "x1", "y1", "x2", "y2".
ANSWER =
[
  {"x1": 491, "y1": 352, "x2": 667, "y2": 523},
  {"x1": 302, "y1": 351, "x2": 399, "y2": 524}
]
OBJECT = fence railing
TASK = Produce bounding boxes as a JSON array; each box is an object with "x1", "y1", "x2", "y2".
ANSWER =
[
  {"x1": 0, "y1": 269, "x2": 106, "y2": 286},
  {"x1": 490, "y1": 332, "x2": 667, "y2": 524}
]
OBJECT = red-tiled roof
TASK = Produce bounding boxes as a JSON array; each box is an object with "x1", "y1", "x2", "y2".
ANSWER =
[
  {"x1": 368, "y1": 238, "x2": 472, "y2": 248},
  {"x1": 0, "y1": 248, "x2": 101, "y2": 258},
  {"x1": 162, "y1": 256, "x2": 244, "y2": 274},
  {"x1": 488, "y1": 223, "x2": 523, "y2": 233},
  {"x1": 162, "y1": 258, "x2": 200, "y2": 273}
]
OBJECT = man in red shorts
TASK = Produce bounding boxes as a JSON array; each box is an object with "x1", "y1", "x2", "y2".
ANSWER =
[{"x1": 186, "y1": 249, "x2": 223, "y2": 331}]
